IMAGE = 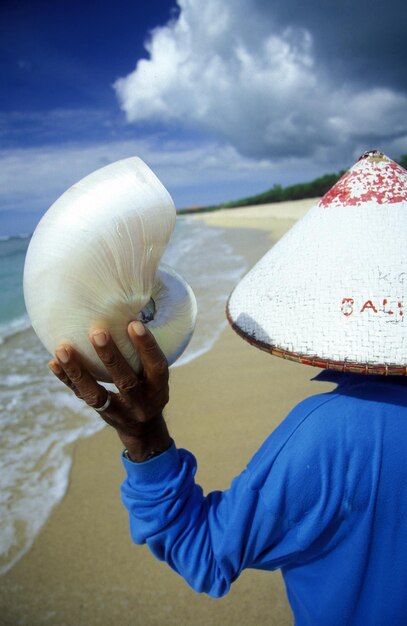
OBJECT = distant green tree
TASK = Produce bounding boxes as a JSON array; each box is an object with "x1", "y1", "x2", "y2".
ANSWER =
[
  {"x1": 217, "y1": 171, "x2": 346, "y2": 209},
  {"x1": 178, "y1": 155, "x2": 406, "y2": 216}
]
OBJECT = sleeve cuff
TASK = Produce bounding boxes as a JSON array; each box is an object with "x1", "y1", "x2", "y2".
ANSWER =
[{"x1": 121, "y1": 441, "x2": 181, "y2": 486}]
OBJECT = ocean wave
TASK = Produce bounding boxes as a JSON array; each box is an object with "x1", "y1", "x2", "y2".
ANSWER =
[
  {"x1": 0, "y1": 314, "x2": 31, "y2": 345},
  {"x1": 0, "y1": 330, "x2": 105, "y2": 575},
  {"x1": 0, "y1": 233, "x2": 31, "y2": 242},
  {"x1": 164, "y1": 217, "x2": 247, "y2": 369}
]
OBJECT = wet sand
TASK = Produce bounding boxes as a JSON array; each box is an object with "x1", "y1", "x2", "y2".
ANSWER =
[{"x1": 0, "y1": 199, "x2": 334, "y2": 626}]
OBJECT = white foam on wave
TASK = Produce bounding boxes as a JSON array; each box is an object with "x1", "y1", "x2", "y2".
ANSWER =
[
  {"x1": 165, "y1": 217, "x2": 247, "y2": 368},
  {"x1": 0, "y1": 314, "x2": 31, "y2": 345},
  {"x1": 0, "y1": 328, "x2": 104, "y2": 575}
]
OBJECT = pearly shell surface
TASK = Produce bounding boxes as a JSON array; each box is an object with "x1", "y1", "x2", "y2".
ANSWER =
[{"x1": 23, "y1": 157, "x2": 197, "y2": 381}]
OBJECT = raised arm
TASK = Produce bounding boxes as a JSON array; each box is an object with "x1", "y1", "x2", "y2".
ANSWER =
[{"x1": 48, "y1": 323, "x2": 331, "y2": 597}]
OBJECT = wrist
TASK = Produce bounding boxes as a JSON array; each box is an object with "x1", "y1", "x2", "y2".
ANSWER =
[{"x1": 118, "y1": 414, "x2": 171, "y2": 462}]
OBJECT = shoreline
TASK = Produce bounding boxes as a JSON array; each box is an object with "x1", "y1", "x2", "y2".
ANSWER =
[{"x1": 1, "y1": 199, "x2": 333, "y2": 626}]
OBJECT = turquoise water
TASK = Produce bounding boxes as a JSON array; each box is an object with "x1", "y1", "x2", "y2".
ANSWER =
[{"x1": 0, "y1": 236, "x2": 30, "y2": 335}]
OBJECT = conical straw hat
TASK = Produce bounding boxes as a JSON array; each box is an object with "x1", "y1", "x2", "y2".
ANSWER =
[{"x1": 227, "y1": 151, "x2": 407, "y2": 374}]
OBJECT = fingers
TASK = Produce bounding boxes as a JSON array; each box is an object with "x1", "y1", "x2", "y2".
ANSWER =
[
  {"x1": 49, "y1": 360, "x2": 82, "y2": 399},
  {"x1": 51, "y1": 345, "x2": 109, "y2": 410},
  {"x1": 89, "y1": 329, "x2": 141, "y2": 395},
  {"x1": 128, "y1": 321, "x2": 169, "y2": 391},
  {"x1": 50, "y1": 323, "x2": 168, "y2": 419},
  {"x1": 89, "y1": 323, "x2": 168, "y2": 395}
]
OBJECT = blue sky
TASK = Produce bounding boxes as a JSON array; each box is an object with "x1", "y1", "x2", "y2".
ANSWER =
[{"x1": 1, "y1": 0, "x2": 406, "y2": 235}]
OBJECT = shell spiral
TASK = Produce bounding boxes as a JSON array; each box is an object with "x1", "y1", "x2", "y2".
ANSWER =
[{"x1": 23, "y1": 157, "x2": 197, "y2": 382}]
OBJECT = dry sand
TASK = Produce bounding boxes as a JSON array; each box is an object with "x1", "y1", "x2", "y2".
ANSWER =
[
  {"x1": 0, "y1": 199, "x2": 334, "y2": 626},
  {"x1": 199, "y1": 198, "x2": 319, "y2": 240}
]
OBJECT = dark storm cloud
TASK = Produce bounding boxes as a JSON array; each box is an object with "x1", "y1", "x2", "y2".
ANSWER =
[{"x1": 256, "y1": 0, "x2": 407, "y2": 90}]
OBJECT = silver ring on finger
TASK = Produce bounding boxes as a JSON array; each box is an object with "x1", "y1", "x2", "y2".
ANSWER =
[{"x1": 94, "y1": 391, "x2": 112, "y2": 413}]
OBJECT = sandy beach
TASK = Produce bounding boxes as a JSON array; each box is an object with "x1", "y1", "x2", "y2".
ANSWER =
[
  {"x1": 0, "y1": 199, "x2": 334, "y2": 626},
  {"x1": 200, "y1": 198, "x2": 318, "y2": 240}
]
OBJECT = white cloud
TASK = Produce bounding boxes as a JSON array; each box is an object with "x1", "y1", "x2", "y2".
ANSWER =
[
  {"x1": 2, "y1": 122, "x2": 406, "y2": 235},
  {"x1": 0, "y1": 134, "x2": 300, "y2": 225},
  {"x1": 114, "y1": 0, "x2": 407, "y2": 163}
]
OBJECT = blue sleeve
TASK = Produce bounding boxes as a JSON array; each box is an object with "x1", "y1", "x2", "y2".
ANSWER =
[
  {"x1": 121, "y1": 395, "x2": 348, "y2": 598},
  {"x1": 121, "y1": 443, "x2": 295, "y2": 597}
]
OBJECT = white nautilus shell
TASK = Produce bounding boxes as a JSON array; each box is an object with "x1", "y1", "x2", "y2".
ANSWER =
[{"x1": 23, "y1": 157, "x2": 197, "y2": 382}]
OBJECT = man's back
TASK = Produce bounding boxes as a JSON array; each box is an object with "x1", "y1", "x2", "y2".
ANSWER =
[{"x1": 271, "y1": 375, "x2": 407, "y2": 625}]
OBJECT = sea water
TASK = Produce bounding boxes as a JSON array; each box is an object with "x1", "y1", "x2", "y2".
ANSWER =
[{"x1": 0, "y1": 217, "x2": 247, "y2": 574}]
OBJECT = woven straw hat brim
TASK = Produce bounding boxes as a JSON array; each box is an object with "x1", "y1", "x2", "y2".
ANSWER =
[{"x1": 227, "y1": 152, "x2": 407, "y2": 374}]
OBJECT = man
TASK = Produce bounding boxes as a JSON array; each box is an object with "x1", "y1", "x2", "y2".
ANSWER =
[{"x1": 50, "y1": 151, "x2": 407, "y2": 625}]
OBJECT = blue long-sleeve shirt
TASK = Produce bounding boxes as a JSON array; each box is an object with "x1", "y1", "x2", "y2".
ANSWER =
[{"x1": 121, "y1": 373, "x2": 407, "y2": 625}]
